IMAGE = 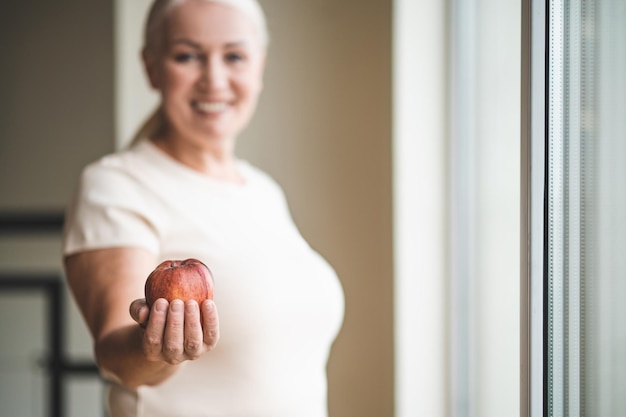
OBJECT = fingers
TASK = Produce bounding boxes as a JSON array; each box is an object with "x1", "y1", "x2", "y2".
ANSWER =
[
  {"x1": 163, "y1": 300, "x2": 185, "y2": 363},
  {"x1": 142, "y1": 299, "x2": 169, "y2": 361},
  {"x1": 141, "y1": 298, "x2": 218, "y2": 364},
  {"x1": 201, "y1": 300, "x2": 220, "y2": 350},
  {"x1": 183, "y1": 301, "x2": 203, "y2": 359}
]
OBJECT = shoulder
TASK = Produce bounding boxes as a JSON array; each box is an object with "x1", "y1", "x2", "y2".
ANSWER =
[
  {"x1": 81, "y1": 141, "x2": 152, "y2": 177},
  {"x1": 63, "y1": 144, "x2": 164, "y2": 256},
  {"x1": 77, "y1": 142, "x2": 157, "y2": 199}
]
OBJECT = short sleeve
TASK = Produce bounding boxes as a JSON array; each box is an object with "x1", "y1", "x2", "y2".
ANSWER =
[{"x1": 62, "y1": 161, "x2": 161, "y2": 256}]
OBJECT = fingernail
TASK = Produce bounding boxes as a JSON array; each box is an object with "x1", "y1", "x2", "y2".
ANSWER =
[
  {"x1": 155, "y1": 300, "x2": 167, "y2": 312},
  {"x1": 171, "y1": 300, "x2": 183, "y2": 312}
]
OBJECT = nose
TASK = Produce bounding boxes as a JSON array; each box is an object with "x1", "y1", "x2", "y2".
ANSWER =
[{"x1": 200, "y1": 55, "x2": 228, "y2": 90}]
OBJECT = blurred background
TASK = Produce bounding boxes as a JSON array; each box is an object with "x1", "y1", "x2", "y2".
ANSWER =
[{"x1": 0, "y1": 1, "x2": 523, "y2": 417}]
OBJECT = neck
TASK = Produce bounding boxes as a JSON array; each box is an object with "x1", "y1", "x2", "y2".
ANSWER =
[{"x1": 152, "y1": 137, "x2": 245, "y2": 184}]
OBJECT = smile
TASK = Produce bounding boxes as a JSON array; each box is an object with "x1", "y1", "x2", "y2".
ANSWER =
[{"x1": 194, "y1": 101, "x2": 228, "y2": 113}]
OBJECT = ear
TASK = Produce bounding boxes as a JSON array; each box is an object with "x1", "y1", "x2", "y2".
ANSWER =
[{"x1": 142, "y1": 48, "x2": 161, "y2": 90}]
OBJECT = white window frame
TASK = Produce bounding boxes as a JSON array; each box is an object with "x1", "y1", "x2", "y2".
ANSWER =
[
  {"x1": 392, "y1": 1, "x2": 448, "y2": 416},
  {"x1": 521, "y1": 0, "x2": 546, "y2": 416}
]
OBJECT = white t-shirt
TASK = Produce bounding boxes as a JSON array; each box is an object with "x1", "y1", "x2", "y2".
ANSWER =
[{"x1": 63, "y1": 140, "x2": 345, "y2": 417}]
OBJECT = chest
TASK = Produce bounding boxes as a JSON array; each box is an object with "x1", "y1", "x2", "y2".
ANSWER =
[{"x1": 151, "y1": 187, "x2": 345, "y2": 355}]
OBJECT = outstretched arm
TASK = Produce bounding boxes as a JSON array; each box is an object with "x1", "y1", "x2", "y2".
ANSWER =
[{"x1": 64, "y1": 247, "x2": 219, "y2": 389}]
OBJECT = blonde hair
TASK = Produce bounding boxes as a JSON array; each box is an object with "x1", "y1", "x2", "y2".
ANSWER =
[{"x1": 129, "y1": 0, "x2": 269, "y2": 146}]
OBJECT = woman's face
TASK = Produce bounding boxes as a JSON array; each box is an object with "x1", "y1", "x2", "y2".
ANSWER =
[{"x1": 146, "y1": 0, "x2": 266, "y2": 152}]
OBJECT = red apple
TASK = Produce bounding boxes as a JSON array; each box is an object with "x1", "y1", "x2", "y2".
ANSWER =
[{"x1": 144, "y1": 258, "x2": 214, "y2": 308}]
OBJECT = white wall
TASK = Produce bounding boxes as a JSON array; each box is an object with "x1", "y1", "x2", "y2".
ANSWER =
[
  {"x1": 393, "y1": 0, "x2": 521, "y2": 416},
  {"x1": 114, "y1": 0, "x2": 157, "y2": 150},
  {"x1": 392, "y1": 0, "x2": 448, "y2": 416}
]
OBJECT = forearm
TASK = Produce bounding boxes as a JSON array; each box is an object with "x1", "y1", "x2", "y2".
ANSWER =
[
  {"x1": 63, "y1": 250, "x2": 218, "y2": 388},
  {"x1": 95, "y1": 324, "x2": 180, "y2": 389}
]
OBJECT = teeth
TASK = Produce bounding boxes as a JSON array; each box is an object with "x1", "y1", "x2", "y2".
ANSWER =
[{"x1": 196, "y1": 102, "x2": 228, "y2": 113}]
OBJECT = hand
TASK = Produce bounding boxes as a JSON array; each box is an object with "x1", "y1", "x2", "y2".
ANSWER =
[{"x1": 129, "y1": 298, "x2": 219, "y2": 365}]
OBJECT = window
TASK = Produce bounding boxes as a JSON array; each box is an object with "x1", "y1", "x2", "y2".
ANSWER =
[
  {"x1": 524, "y1": 0, "x2": 626, "y2": 415},
  {"x1": 546, "y1": 0, "x2": 626, "y2": 415}
]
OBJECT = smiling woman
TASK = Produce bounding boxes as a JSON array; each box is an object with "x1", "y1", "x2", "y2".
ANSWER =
[
  {"x1": 62, "y1": 1, "x2": 345, "y2": 416},
  {"x1": 137, "y1": 0, "x2": 267, "y2": 178}
]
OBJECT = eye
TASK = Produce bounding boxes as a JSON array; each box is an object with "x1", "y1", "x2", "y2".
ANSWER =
[
  {"x1": 174, "y1": 52, "x2": 198, "y2": 63},
  {"x1": 225, "y1": 52, "x2": 245, "y2": 63}
]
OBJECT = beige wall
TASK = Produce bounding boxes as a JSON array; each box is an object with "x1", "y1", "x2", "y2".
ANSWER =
[
  {"x1": 1, "y1": 1, "x2": 394, "y2": 416},
  {"x1": 240, "y1": 2, "x2": 394, "y2": 416}
]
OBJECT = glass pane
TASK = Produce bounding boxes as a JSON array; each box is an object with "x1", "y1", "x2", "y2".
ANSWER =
[
  {"x1": 585, "y1": 1, "x2": 626, "y2": 415},
  {"x1": 0, "y1": 293, "x2": 47, "y2": 417},
  {"x1": 547, "y1": 0, "x2": 626, "y2": 416}
]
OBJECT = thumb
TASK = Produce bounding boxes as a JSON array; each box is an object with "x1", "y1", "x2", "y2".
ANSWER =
[{"x1": 129, "y1": 298, "x2": 150, "y2": 325}]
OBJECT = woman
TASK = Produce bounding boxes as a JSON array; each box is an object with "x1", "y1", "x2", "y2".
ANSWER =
[{"x1": 62, "y1": 0, "x2": 344, "y2": 416}]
